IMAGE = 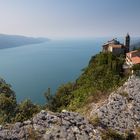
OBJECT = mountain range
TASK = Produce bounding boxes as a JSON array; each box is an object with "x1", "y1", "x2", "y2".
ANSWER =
[{"x1": 0, "y1": 34, "x2": 49, "y2": 49}]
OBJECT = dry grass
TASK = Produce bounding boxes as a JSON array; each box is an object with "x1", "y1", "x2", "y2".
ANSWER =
[
  {"x1": 28, "y1": 127, "x2": 41, "y2": 140},
  {"x1": 86, "y1": 91, "x2": 109, "y2": 104},
  {"x1": 89, "y1": 115, "x2": 100, "y2": 127},
  {"x1": 135, "y1": 127, "x2": 140, "y2": 140}
]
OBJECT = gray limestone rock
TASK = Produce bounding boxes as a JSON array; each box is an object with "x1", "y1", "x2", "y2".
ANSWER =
[
  {"x1": 92, "y1": 75, "x2": 140, "y2": 133},
  {"x1": 0, "y1": 110, "x2": 101, "y2": 139}
]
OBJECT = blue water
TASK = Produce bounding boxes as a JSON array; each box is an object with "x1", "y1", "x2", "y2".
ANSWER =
[{"x1": 0, "y1": 39, "x2": 106, "y2": 104}]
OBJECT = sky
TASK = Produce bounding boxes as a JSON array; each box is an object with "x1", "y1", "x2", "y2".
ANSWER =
[{"x1": 0, "y1": 0, "x2": 140, "y2": 39}]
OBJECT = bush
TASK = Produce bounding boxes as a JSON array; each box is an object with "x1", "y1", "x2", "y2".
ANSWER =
[
  {"x1": 132, "y1": 64, "x2": 140, "y2": 76},
  {"x1": 132, "y1": 64, "x2": 140, "y2": 71},
  {"x1": 45, "y1": 83, "x2": 75, "y2": 112},
  {"x1": 0, "y1": 82, "x2": 17, "y2": 124},
  {"x1": 0, "y1": 79, "x2": 41, "y2": 124},
  {"x1": 14, "y1": 99, "x2": 40, "y2": 122},
  {"x1": 101, "y1": 129, "x2": 126, "y2": 140}
]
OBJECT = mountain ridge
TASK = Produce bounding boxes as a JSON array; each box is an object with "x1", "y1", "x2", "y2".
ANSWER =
[{"x1": 0, "y1": 34, "x2": 49, "y2": 49}]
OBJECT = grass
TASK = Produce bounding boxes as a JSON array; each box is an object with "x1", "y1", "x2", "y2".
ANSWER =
[{"x1": 89, "y1": 115, "x2": 100, "y2": 127}]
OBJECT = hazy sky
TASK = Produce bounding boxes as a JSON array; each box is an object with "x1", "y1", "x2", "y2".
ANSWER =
[{"x1": 0, "y1": 0, "x2": 140, "y2": 38}]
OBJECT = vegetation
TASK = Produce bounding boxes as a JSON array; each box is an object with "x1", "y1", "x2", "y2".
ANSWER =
[
  {"x1": 0, "y1": 52, "x2": 128, "y2": 124},
  {"x1": 14, "y1": 99, "x2": 40, "y2": 122},
  {"x1": 101, "y1": 129, "x2": 125, "y2": 140},
  {"x1": 45, "y1": 52, "x2": 127, "y2": 112},
  {"x1": 0, "y1": 80, "x2": 17, "y2": 124},
  {"x1": 132, "y1": 64, "x2": 140, "y2": 71},
  {"x1": 89, "y1": 115, "x2": 100, "y2": 127},
  {"x1": 0, "y1": 79, "x2": 41, "y2": 124},
  {"x1": 0, "y1": 50, "x2": 139, "y2": 139},
  {"x1": 135, "y1": 127, "x2": 140, "y2": 140},
  {"x1": 28, "y1": 127, "x2": 41, "y2": 140},
  {"x1": 101, "y1": 129, "x2": 135, "y2": 140}
]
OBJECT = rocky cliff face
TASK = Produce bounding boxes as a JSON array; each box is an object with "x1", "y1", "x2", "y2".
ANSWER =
[
  {"x1": 91, "y1": 75, "x2": 140, "y2": 134},
  {"x1": 1, "y1": 75, "x2": 140, "y2": 139},
  {"x1": 0, "y1": 111, "x2": 101, "y2": 140}
]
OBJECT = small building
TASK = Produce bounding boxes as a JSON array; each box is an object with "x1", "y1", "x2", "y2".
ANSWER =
[
  {"x1": 102, "y1": 34, "x2": 130, "y2": 55},
  {"x1": 126, "y1": 50, "x2": 140, "y2": 67}
]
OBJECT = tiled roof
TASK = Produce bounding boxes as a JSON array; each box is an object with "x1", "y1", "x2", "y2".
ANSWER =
[
  {"x1": 126, "y1": 50, "x2": 140, "y2": 65},
  {"x1": 131, "y1": 56, "x2": 140, "y2": 64}
]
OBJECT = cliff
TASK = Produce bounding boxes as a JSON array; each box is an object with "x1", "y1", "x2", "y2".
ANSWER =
[
  {"x1": 0, "y1": 111, "x2": 101, "y2": 140},
  {"x1": 1, "y1": 52, "x2": 140, "y2": 139},
  {"x1": 91, "y1": 75, "x2": 140, "y2": 134},
  {"x1": 1, "y1": 75, "x2": 140, "y2": 139}
]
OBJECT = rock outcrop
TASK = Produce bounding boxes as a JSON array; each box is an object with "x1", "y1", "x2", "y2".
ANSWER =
[
  {"x1": 0, "y1": 110, "x2": 101, "y2": 140},
  {"x1": 91, "y1": 75, "x2": 140, "y2": 133},
  {"x1": 1, "y1": 75, "x2": 140, "y2": 139}
]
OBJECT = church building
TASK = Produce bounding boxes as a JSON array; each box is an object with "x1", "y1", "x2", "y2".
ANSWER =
[{"x1": 102, "y1": 34, "x2": 130, "y2": 55}]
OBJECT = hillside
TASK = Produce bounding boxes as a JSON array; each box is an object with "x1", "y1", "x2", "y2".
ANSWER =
[
  {"x1": 1, "y1": 52, "x2": 140, "y2": 139},
  {"x1": 1, "y1": 76, "x2": 140, "y2": 139},
  {"x1": 0, "y1": 77, "x2": 40, "y2": 125},
  {"x1": 45, "y1": 52, "x2": 126, "y2": 112},
  {"x1": 90, "y1": 75, "x2": 140, "y2": 139},
  {"x1": 0, "y1": 34, "x2": 49, "y2": 49}
]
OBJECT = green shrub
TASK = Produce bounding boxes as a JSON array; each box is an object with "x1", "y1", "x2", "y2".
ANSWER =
[
  {"x1": 133, "y1": 64, "x2": 140, "y2": 71},
  {"x1": 14, "y1": 99, "x2": 40, "y2": 122},
  {"x1": 45, "y1": 83, "x2": 75, "y2": 112},
  {"x1": 0, "y1": 83, "x2": 17, "y2": 124},
  {"x1": 0, "y1": 79, "x2": 41, "y2": 124}
]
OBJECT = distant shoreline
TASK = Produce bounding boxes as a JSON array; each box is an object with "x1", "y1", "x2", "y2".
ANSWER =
[{"x1": 0, "y1": 34, "x2": 49, "y2": 49}]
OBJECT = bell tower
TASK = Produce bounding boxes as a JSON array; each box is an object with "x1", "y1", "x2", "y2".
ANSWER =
[{"x1": 125, "y1": 33, "x2": 130, "y2": 53}]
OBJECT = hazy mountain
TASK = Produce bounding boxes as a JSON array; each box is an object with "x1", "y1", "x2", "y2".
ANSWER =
[
  {"x1": 132, "y1": 42, "x2": 140, "y2": 49},
  {"x1": 131, "y1": 37, "x2": 140, "y2": 50},
  {"x1": 0, "y1": 34, "x2": 49, "y2": 49}
]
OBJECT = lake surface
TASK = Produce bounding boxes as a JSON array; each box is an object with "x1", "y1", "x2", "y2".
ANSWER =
[{"x1": 0, "y1": 39, "x2": 107, "y2": 104}]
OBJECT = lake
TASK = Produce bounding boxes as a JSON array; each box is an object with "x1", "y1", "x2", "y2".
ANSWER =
[{"x1": 0, "y1": 39, "x2": 107, "y2": 104}]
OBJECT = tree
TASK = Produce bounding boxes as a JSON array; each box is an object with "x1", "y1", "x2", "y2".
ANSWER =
[
  {"x1": 0, "y1": 94, "x2": 17, "y2": 123},
  {"x1": 14, "y1": 99, "x2": 40, "y2": 122}
]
